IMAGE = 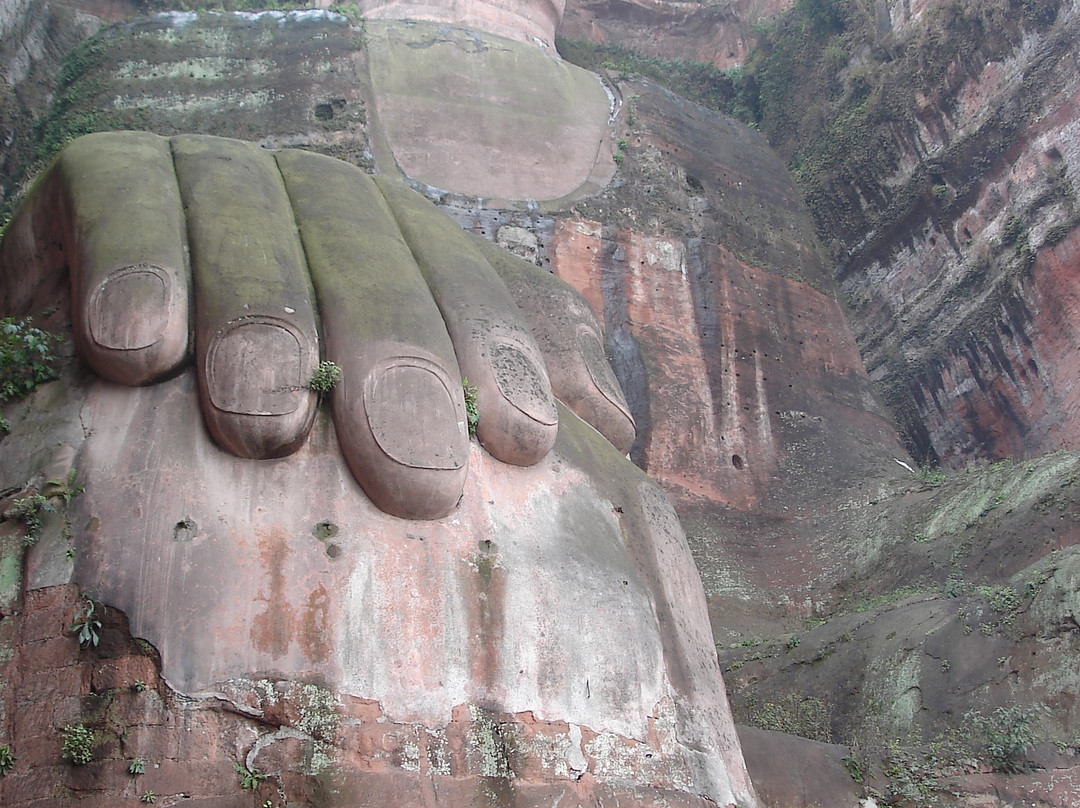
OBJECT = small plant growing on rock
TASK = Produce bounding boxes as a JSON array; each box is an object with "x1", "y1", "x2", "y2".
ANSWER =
[
  {"x1": 881, "y1": 739, "x2": 938, "y2": 805},
  {"x1": 462, "y1": 378, "x2": 479, "y2": 436},
  {"x1": 60, "y1": 723, "x2": 94, "y2": 765},
  {"x1": 915, "y1": 466, "x2": 947, "y2": 486},
  {"x1": 1001, "y1": 215, "x2": 1025, "y2": 245},
  {"x1": 6, "y1": 493, "x2": 54, "y2": 546},
  {"x1": 48, "y1": 467, "x2": 84, "y2": 505},
  {"x1": 139, "y1": 790, "x2": 156, "y2": 803},
  {"x1": 307, "y1": 360, "x2": 341, "y2": 394},
  {"x1": 0, "y1": 744, "x2": 14, "y2": 775},
  {"x1": 236, "y1": 762, "x2": 267, "y2": 790},
  {"x1": 840, "y1": 751, "x2": 865, "y2": 784},
  {"x1": 70, "y1": 597, "x2": 102, "y2": 648},
  {"x1": 129, "y1": 757, "x2": 146, "y2": 775}
]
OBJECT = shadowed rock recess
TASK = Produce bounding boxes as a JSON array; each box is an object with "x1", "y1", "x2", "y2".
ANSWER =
[{"x1": 1, "y1": 0, "x2": 1079, "y2": 806}]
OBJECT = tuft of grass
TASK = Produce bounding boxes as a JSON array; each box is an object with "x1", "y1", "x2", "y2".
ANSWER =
[
  {"x1": 236, "y1": 762, "x2": 267, "y2": 791},
  {"x1": 462, "y1": 378, "x2": 479, "y2": 436}
]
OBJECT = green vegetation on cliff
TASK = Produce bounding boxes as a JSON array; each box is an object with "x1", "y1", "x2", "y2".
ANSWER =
[
  {"x1": 564, "y1": 0, "x2": 1065, "y2": 259},
  {"x1": 556, "y1": 37, "x2": 760, "y2": 123}
]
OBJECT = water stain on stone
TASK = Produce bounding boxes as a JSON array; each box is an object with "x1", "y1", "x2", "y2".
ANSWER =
[
  {"x1": 251, "y1": 527, "x2": 294, "y2": 659},
  {"x1": 299, "y1": 582, "x2": 331, "y2": 663}
]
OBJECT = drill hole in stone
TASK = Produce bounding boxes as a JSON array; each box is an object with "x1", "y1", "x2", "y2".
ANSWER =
[
  {"x1": 731, "y1": 454, "x2": 744, "y2": 470},
  {"x1": 173, "y1": 517, "x2": 197, "y2": 542},
  {"x1": 313, "y1": 520, "x2": 338, "y2": 541},
  {"x1": 326, "y1": 543, "x2": 342, "y2": 559}
]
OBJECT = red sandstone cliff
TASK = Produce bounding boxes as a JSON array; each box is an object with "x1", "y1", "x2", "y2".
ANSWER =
[{"x1": 1, "y1": 1, "x2": 1079, "y2": 806}]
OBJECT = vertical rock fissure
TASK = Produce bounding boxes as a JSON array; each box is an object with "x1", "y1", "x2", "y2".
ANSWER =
[{"x1": 599, "y1": 224, "x2": 650, "y2": 466}]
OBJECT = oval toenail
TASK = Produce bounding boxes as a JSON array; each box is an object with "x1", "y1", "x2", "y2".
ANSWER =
[
  {"x1": 487, "y1": 326, "x2": 558, "y2": 427},
  {"x1": 365, "y1": 357, "x2": 469, "y2": 470},
  {"x1": 578, "y1": 324, "x2": 634, "y2": 424},
  {"x1": 206, "y1": 316, "x2": 307, "y2": 416},
  {"x1": 88, "y1": 264, "x2": 173, "y2": 351}
]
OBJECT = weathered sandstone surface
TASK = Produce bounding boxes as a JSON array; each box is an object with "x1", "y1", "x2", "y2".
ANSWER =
[
  {"x1": 0, "y1": 364, "x2": 755, "y2": 806},
  {"x1": 1, "y1": 0, "x2": 1080, "y2": 806}
]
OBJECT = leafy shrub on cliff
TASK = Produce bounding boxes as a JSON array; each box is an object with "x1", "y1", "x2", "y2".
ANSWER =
[
  {"x1": 1002, "y1": 215, "x2": 1026, "y2": 245},
  {"x1": 70, "y1": 598, "x2": 103, "y2": 649},
  {"x1": 1, "y1": 318, "x2": 58, "y2": 406},
  {"x1": 966, "y1": 704, "x2": 1047, "y2": 772},
  {"x1": 462, "y1": 378, "x2": 480, "y2": 436},
  {"x1": 1, "y1": 317, "x2": 59, "y2": 434},
  {"x1": 308, "y1": 360, "x2": 341, "y2": 394}
]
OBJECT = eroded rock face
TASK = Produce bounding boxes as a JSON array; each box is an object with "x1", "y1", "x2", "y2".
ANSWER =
[
  {"x1": 533, "y1": 79, "x2": 910, "y2": 619},
  {"x1": 771, "y1": 0, "x2": 1080, "y2": 468},
  {"x1": 559, "y1": 0, "x2": 1080, "y2": 472},
  {"x1": 13, "y1": 2, "x2": 1078, "y2": 805},
  {"x1": 0, "y1": 582, "x2": 741, "y2": 808},
  {"x1": 559, "y1": 0, "x2": 795, "y2": 69}
]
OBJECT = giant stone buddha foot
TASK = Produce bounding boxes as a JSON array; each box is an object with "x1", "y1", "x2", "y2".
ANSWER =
[
  {"x1": 0, "y1": 133, "x2": 757, "y2": 807},
  {"x1": 2, "y1": 132, "x2": 636, "y2": 519}
]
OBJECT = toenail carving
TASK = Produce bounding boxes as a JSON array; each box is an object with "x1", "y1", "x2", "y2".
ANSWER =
[
  {"x1": 89, "y1": 264, "x2": 175, "y2": 351},
  {"x1": 206, "y1": 315, "x2": 310, "y2": 416}
]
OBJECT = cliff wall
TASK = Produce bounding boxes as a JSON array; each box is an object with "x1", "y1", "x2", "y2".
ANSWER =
[{"x1": 560, "y1": 0, "x2": 1080, "y2": 471}]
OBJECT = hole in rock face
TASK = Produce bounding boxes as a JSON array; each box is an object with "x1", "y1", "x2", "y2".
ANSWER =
[
  {"x1": 326, "y1": 544, "x2": 342, "y2": 559},
  {"x1": 731, "y1": 454, "x2": 744, "y2": 470},
  {"x1": 313, "y1": 521, "x2": 338, "y2": 540},
  {"x1": 314, "y1": 103, "x2": 334, "y2": 120},
  {"x1": 173, "y1": 518, "x2": 197, "y2": 542}
]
